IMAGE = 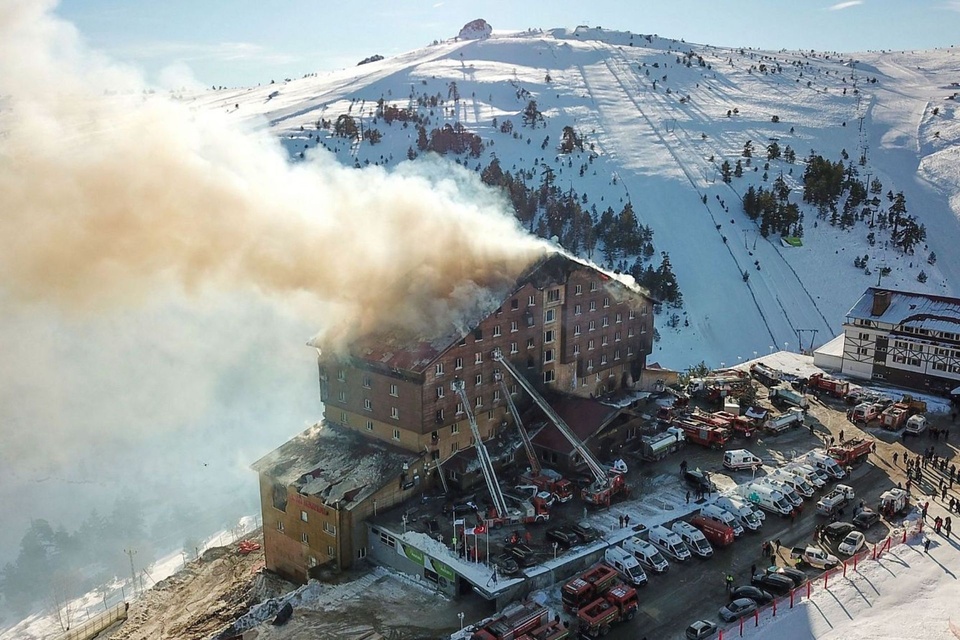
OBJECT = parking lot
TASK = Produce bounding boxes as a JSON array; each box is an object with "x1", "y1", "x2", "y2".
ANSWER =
[{"x1": 591, "y1": 390, "x2": 955, "y2": 639}]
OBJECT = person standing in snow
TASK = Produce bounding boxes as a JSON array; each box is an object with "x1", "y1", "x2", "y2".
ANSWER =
[{"x1": 924, "y1": 537, "x2": 931, "y2": 552}]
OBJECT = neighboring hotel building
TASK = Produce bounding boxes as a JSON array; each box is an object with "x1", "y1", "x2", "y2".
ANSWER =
[
  {"x1": 253, "y1": 252, "x2": 657, "y2": 583},
  {"x1": 841, "y1": 287, "x2": 960, "y2": 394}
]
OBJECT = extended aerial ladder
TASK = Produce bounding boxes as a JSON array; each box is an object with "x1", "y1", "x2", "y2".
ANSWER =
[
  {"x1": 496, "y1": 372, "x2": 541, "y2": 476},
  {"x1": 451, "y1": 379, "x2": 510, "y2": 519},
  {"x1": 491, "y1": 349, "x2": 626, "y2": 506}
]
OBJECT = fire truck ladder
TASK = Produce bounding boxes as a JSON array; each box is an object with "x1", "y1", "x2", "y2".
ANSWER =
[
  {"x1": 491, "y1": 349, "x2": 609, "y2": 491},
  {"x1": 496, "y1": 373, "x2": 541, "y2": 476},
  {"x1": 424, "y1": 445, "x2": 451, "y2": 495},
  {"x1": 451, "y1": 379, "x2": 509, "y2": 519}
]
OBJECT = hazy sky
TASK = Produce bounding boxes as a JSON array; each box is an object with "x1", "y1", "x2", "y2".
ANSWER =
[{"x1": 57, "y1": 0, "x2": 960, "y2": 88}]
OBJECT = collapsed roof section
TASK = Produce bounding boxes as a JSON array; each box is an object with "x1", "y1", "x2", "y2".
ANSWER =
[{"x1": 252, "y1": 421, "x2": 417, "y2": 509}]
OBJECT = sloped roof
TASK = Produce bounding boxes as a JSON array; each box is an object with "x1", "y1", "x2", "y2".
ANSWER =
[
  {"x1": 531, "y1": 395, "x2": 622, "y2": 454},
  {"x1": 317, "y1": 250, "x2": 652, "y2": 375},
  {"x1": 252, "y1": 421, "x2": 417, "y2": 510},
  {"x1": 847, "y1": 287, "x2": 960, "y2": 333}
]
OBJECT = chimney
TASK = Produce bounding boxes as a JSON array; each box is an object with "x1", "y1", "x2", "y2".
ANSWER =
[{"x1": 871, "y1": 290, "x2": 891, "y2": 316}]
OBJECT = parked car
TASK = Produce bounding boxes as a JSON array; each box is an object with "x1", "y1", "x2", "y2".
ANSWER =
[
  {"x1": 683, "y1": 468, "x2": 718, "y2": 493},
  {"x1": 505, "y1": 542, "x2": 536, "y2": 567},
  {"x1": 719, "y1": 598, "x2": 758, "y2": 622},
  {"x1": 730, "y1": 585, "x2": 774, "y2": 605},
  {"x1": 765, "y1": 565, "x2": 807, "y2": 588},
  {"x1": 685, "y1": 619, "x2": 719, "y2": 640},
  {"x1": 493, "y1": 553, "x2": 520, "y2": 576},
  {"x1": 751, "y1": 572, "x2": 794, "y2": 596},
  {"x1": 853, "y1": 509, "x2": 881, "y2": 529},
  {"x1": 545, "y1": 526, "x2": 577, "y2": 549},
  {"x1": 838, "y1": 530, "x2": 866, "y2": 555},
  {"x1": 442, "y1": 501, "x2": 479, "y2": 516},
  {"x1": 822, "y1": 521, "x2": 857, "y2": 542},
  {"x1": 569, "y1": 522, "x2": 600, "y2": 543}
]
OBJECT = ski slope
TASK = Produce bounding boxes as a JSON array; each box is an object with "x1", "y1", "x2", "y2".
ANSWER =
[{"x1": 184, "y1": 27, "x2": 960, "y2": 370}]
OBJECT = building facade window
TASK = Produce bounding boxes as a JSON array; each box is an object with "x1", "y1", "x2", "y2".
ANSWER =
[
  {"x1": 589, "y1": 301, "x2": 597, "y2": 312},
  {"x1": 493, "y1": 325, "x2": 502, "y2": 337},
  {"x1": 337, "y1": 390, "x2": 346, "y2": 402},
  {"x1": 547, "y1": 288, "x2": 561, "y2": 303},
  {"x1": 392, "y1": 428, "x2": 401, "y2": 440},
  {"x1": 301, "y1": 510, "x2": 308, "y2": 522},
  {"x1": 366, "y1": 420, "x2": 374, "y2": 431},
  {"x1": 435, "y1": 363, "x2": 444, "y2": 376},
  {"x1": 337, "y1": 369, "x2": 346, "y2": 382},
  {"x1": 545, "y1": 329, "x2": 555, "y2": 343},
  {"x1": 475, "y1": 352, "x2": 483, "y2": 364},
  {"x1": 301, "y1": 532, "x2": 309, "y2": 544},
  {"x1": 543, "y1": 370, "x2": 556, "y2": 383},
  {"x1": 363, "y1": 398, "x2": 372, "y2": 411},
  {"x1": 436, "y1": 386, "x2": 445, "y2": 398},
  {"x1": 544, "y1": 349, "x2": 555, "y2": 363},
  {"x1": 510, "y1": 342, "x2": 519, "y2": 354},
  {"x1": 575, "y1": 304, "x2": 582, "y2": 315},
  {"x1": 389, "y1": 384, "x2": 398, "y2": 397},
  {"x1": 277, "y1": 520, "x2": 285, "y2": 532},
  {"x1": 362, "y1": 375, "x2": 371, "y2": 388},
  {"x1": 575, "y1": 284, "x2": 582, "y2": 295},
  {"x1": 390, "y1": 407, "x2": 399, "y2": 420},
  {"x1": 323, "y1": 522, "x2": 337, "y2": 536},
  {"x1": 455, "y1": 357, "x2": 463, "y2": 370}
]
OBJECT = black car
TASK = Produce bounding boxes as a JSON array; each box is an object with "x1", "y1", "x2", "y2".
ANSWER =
[
  {"x1": 545, "y1": 526, "x2": 577, "y2": 548},
  {"x1": 751, "y1": 572, "x2": 794, "y2": 596},
  {"x1": 683, "y1": 468, "x2": 718, "y2": 494},
  {"x1": 822, "y1": 521, "x2": 857, "y2": 542},
  {"x1": 765, "y1": 565, "x2": 807, "y2": 588},
  {"x1": 730, "y1": 585, "x2": 774, "y2": 605},
  {"x1": 853, "y1": 509, "x2": 881, "y2": 529},
  {"x1": 505, "y1": 542, "x2": 536, "y2": 567},
  {"x1": 569, "y1": 522, "x2": 600, "y2": 543},
  {"x1": 493, "y1": 553, "x2": 520, "y2": 576},
  {"x1": 442, "y1": 500, "x2": 479, "y2": 516}
]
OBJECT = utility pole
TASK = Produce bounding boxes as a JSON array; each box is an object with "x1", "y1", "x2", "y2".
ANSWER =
[{"x1": 124, "y1": 549, "x2": 138, "y2": 597}]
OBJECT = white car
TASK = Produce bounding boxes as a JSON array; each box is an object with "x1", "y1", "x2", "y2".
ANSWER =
[{"x1": 838, "y1": 530, "x2": 866, "y2": 556}]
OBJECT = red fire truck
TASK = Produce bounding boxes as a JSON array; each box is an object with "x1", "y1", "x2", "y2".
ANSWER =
[
  {"x1": 561, "y1": 563, "x2": 620, "y2": 613},
  {"x1": 472, "y1": 603, "x2": 551, "y2": 640},
  {"x1": 827, "y1": 437, "x2": 874, "y2": 466},
  {"x1": 576, "y1": 584, "x2": 639, "y2": 639}
]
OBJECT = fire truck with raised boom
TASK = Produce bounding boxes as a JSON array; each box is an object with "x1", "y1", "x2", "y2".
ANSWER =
[{"x1": 492, "y1": 350, "x2": 627, "y2": 506}]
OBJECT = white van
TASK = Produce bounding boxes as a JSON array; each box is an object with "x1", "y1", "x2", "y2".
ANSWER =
[
  {"x1": 905, "y1": 414, "x2": 928, "y2": 436},
  {"x1": 723, "y1": 449, "x2": 763, "y2": 471},
  {"x1": 736, "y1": 482, "x2": 793, "y2": 516},
  {"x1": 804, "y1": 451, "x2": 846, "y2": 480},
  {"x1": 671, "y1": 521, "x2": 713, "y2": 558},
  {"x1": 758, "y1": 478, "x2": 802, "y2": 507},
  {"x1": 769, "y1": 470, "x2": 814, "y2": 498},
  {"x1": 622, "y1": 536, "x2": 669, "y2": 573},
  {"x1": 699, "y1": 504, "x2": 745, "y2": 537},
  {"x1": 787, "y1": 463, "x2": 826, "y2": 489},
  {"x1": 604, "y1": 546, "x2": 648, "y2": 586},
  {"x1": 714, "y1": 495, "x2": 763, "y2": 531},
  {"x1": 649, "y1": 525, "x2": 692, "y2": 561}
]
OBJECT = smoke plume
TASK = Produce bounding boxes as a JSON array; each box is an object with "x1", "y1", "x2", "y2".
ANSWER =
[
  {"x1": 0, "y1": 0, "x2": 545, "y2": 346},
  {"x1": 0, "y1": 0, "x2": 546, "y2": 564}
]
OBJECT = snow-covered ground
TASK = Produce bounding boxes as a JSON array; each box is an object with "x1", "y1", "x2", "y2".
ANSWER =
[
  {"x1": 0, "y1": 516, "x2": 258, "y2": 640},
  {"x1": 185, "y1": 28, "x2": 960, "y2": 371},
  {"x1": 736, "y1": 521, "x2": 960, "y2": 640}
]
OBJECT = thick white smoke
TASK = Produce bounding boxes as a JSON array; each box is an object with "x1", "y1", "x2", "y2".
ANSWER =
[{"x1": 0, "y1": 0, "x2": 546, "y2": 560}]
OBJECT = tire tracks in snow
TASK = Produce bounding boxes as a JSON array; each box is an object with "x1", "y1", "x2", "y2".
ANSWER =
[
  {"x1": 592, "y1": 47, "x2": 778, "y2": 346},
  {"x1": 604, "y1": 47, "x2": 836, "y2": 345}
]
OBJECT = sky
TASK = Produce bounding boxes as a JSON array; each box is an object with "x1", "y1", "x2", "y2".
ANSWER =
[{"x1": 56, "y1": 0, "x2": 960, "y2": 89}]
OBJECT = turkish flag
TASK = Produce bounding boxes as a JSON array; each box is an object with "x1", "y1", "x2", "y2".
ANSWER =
[{"x1": 474, "y1": 523, "x2": 487, "y2": 535}]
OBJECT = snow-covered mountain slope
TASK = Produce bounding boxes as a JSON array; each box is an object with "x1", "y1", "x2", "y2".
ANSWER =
[{"x1": 185, "y1": 27, "x2": 960, "y2": 370}]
